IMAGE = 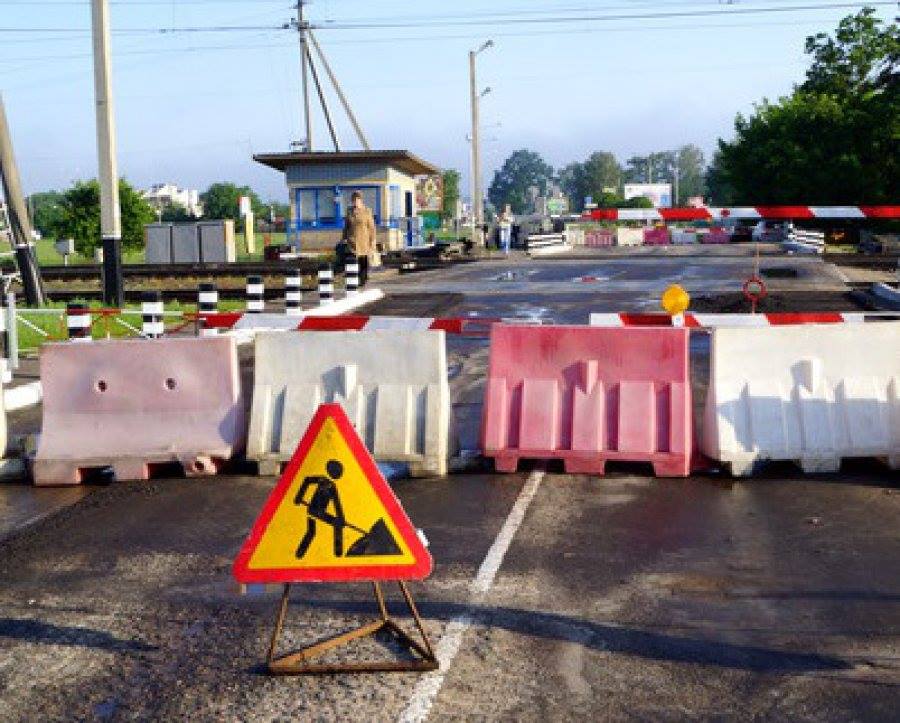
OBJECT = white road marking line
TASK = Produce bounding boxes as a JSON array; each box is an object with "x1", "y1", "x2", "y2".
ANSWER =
[{"x1": 398, "y1": 469, "x2": 545, "y2": 723}]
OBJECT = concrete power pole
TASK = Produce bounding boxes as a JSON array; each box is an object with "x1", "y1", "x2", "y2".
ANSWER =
[
  {"x1": 469, "y1": 50, "x2": 480, "y2": 245},
  {"x1": 91, "y1": 0, "x2": 123, "y2": 306},
  {"x1": 673, "y1": 150, "x2": 680, "y2": 207},
  {"x1": 297, "y1": 0, "x2": 312, "y2": 150},
  {"x1": 0, "y1": 94, "x2": 46, "y2": 306},
  {"x1": 469, "y1": 41, "x2": 493, "y2": 247}
]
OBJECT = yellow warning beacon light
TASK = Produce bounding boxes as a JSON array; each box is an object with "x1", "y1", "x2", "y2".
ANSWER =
[{"x1": 661, "y1": 283, "x2": 690, "y2": 317}]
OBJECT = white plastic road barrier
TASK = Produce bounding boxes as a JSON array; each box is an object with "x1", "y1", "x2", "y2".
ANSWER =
[
  {"x1": 671, "y1": 231, "x2": 697, "y2": 245},
  {"x1": 702, "y1": 323, "x2": 900, "y2": 476},
  {"x1": 616, "y1": 227, "x2": 643, "y2": 247},
  {"x1": 247, "y1": 329, "x2": 449, "y2": 477},
  {"x1": 33, "y1": 337, "x2": 245, "y2": 485}
]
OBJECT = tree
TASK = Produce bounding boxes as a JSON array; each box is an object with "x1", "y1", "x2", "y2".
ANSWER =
[
  {"x1": 441, "y1": 169, "x2": 460, "y2": 221},
  {"x1": 674, "y1": 144, "x2": 706, "y2": 203},
  {"x1": 53, "y1": 179, "x2": 155, "y2": 256},
  {"x1": 557, "y1": 162, "x2": 585, "y2": 210},
  {"x1": 802, "y1": 8, "x2": 899, "y2": 95},
  {"x1": 708, "y1": 11, "x2": 898, "y2": 204},
  {"x1": 624, "y1": 152, "x2": 676, "y2": 185},
  {"x1": 27, "y1": 190, "x2": 65, "y2": 238},
  {"x1": 159, "y1": 202, "x2": 195, "y2": 223},
  {"x1": 616, "y1": 195, "x2": 654, "y2": 209},
  {"x1": 559, "y1": 153, "x2": 623, "y2": 211},
  {"x1": 487, "y1": 149, "x2": 554, "y2": 214},
  {"x1": 200, "y1": 182, "x2": 265, "y2": 220}
]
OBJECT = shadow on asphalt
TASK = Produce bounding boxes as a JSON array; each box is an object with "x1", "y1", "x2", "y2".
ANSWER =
[
  {"x1": 0, "y1": 617, "x2": 157, "y2": 653},
  {"x1": 279, "y1": 599, "x2": 851, "y2": 674}
]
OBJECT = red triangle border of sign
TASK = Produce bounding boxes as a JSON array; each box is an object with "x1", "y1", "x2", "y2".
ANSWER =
[{"x1": 232, "y1": 403, "x2": 433, "y2": 584}]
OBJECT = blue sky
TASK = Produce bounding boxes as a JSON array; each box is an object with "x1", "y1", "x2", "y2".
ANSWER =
[{"x1": 0, "y1": 0, "x2": 894, "y2": 201}]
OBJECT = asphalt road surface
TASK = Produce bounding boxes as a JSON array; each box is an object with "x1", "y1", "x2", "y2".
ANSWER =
[{"x1": 0, "y1": 252, "x2": 897, "y2": 721}]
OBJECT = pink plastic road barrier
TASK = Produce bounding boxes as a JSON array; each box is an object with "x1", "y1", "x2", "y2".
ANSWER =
[
  {"x1": 701, "y1": 228, "x2": 730, "y2": 244},
  {"x1": 643, "y1": 227, "x2": 671, "y2": 245},
  {"x1": 482, "y1": 325, "x2": 692, "y2": 477},
  {"x1": 585, "y1": 230, "x2": 615, "y2": 247},
  {"x1": 33, "y1": 337, "x2": 245, "y2": 486}
]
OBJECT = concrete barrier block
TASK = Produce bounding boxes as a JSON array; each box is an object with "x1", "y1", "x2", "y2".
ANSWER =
[
  {"x1": 247, "y1": 330, "x2": 449, "y2": 477},
  {"x1": 702, "y1": 323, "x2": 900, "y2": 476},
  {"x1": 33, "y1": 337, "x2": 245, "y2": 486},
  {"x1": 482, "y1": 325, "x2": 692, "y2": 476}
]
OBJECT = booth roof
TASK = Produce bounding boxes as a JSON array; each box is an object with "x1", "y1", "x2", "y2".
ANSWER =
[{"x1": 253, "y1": 150, "x2": 440, "y2": 177}]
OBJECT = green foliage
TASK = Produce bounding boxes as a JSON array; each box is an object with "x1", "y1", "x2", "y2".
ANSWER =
[
  {"x1": 559, "y1": 147, "x2": 704, "y2": 208},
  {"x1": 52, "y1": 179, "x2": 154, "y2": 256},
  {"x1": 802, "y1": 8, "x2": 899, "y2": 95},
  {"x1": 159, "y1": 202, "x2": 195, "y2": 223},
  {"x1": 200, "y1": 182, "x2": 265, "y2": 220},
  {"x1": 559, "y1": 152, "x2": 622, "y2": 211},
  {"x1": 441, "y1": 169, "x2": 460, "y2": 220},
  {"x1": 487, "y1": 149, "x2": 554, "y2": 214},
  {"x1": 27, "y1": 190, "x2": 65, "y2": 237},
  {"x1": 674, "y1": 144, "x2": 706, "y2": 203},
  {"x1": 616, "y1": 195, "x2": 654, "y2": 209},
  {"x1": 707, "y1": 10, "x2": 898, "y2": 204},
  {"x1": 624, "y1": 152, "x2": 675, "y2": 185}
]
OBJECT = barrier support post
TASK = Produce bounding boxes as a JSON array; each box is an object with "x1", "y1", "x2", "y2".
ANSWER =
[{"x1": 6, "y1": 292, "x2": 19, "y2": 370}]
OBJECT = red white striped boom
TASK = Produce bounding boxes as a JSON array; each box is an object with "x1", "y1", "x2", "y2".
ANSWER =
[
  {"x1": 197, "y1": 313, "x2": 507, "y2": 336},
  {"x1": 590, "y1": 312, "x2": 900, "y2": 328},
  {"x1": 582, "y1": 206, "x2": 900, "y2": 222}
]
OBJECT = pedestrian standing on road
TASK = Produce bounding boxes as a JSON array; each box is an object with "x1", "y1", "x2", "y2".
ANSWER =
[
  {"x1": 498, "y1": 204, "x2": 513, "y2": 255},
  {"x1": 341, "y1": 190, "x2": 375, "y2": 286}
]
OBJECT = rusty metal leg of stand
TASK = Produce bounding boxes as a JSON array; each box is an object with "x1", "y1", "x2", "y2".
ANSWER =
[
  {"x1": 397, "y1": 580, "x2": 438, "y2": 664},
  {"x1": 267, "y1": 584, "x2": 291, "y2": 664},
  {"x1": 373, "y1": 582, "x2": 389, "y2": 621}
]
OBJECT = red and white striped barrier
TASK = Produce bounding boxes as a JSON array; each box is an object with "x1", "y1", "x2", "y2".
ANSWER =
[
  {"x1": 199, "y1": 313, "x2": 516, "y2": 336},
  {"x1": 590, "y1": 312, "x2": 900, "y2": 328},
  {"x1": 583, "y1": 205, "x2": 900, "y2": 222}
]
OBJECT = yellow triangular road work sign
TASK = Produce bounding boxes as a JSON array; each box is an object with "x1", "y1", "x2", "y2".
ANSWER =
[{"x1": 233, "y1": 403, "x2": 432, "y2": 583}]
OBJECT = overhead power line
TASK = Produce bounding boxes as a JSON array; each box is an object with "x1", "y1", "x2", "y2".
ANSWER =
[
  {"x1": 1, "y1": 1, "x2": 892, "y2": 35},
  {"x1": 314, "y1": 2, "x2": 898, "y2": 29}
]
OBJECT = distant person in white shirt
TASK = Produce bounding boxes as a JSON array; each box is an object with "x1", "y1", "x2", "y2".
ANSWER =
[{"x1": 498, "y1": 204, "x2": 513, "y2": 255}]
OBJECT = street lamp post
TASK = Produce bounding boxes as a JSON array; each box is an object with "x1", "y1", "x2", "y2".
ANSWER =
[{"x1": 469, "y1": 40, "x2": 493, "y2": 247}]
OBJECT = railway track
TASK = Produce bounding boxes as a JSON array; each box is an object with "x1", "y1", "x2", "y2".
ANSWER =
[
  {"x1": 3, "y1": 260, "x2": 327, "y2": 283},
  {"x1": 3, "y1": 248, "x2": 478, "y2": 283}
]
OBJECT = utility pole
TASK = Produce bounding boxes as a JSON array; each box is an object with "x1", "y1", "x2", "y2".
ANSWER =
[
  {"x1": 91, "y1": 0, "x2": 123, "y2": 306},
  {"x1": 673, "y1": 150, "x2": 680, "y2": 207},
  {"x1": 297, "y1": 0, "x2": 312, "y2": 150},
  {"x1": 469, "y1": 40, "x2": 493, "y2": 247},
  {"x1": 0, "y1": 94, "x2": 46, "y2": 306}
]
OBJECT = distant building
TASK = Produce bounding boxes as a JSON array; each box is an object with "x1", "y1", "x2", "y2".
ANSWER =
[
  {"x1": 253, "y1": 150, "x2": 440, "y2": 251},
  {"x1": 623, "y1": 183, "x2": 673, "y2": 208},
  {"x1": 143, "y1": 183, "x2": 203, "y2": 217}
]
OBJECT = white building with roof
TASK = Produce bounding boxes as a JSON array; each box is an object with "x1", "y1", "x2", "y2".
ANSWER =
[{"x1": 143, "y1": 183, "x2": 203, "y2": 217}]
